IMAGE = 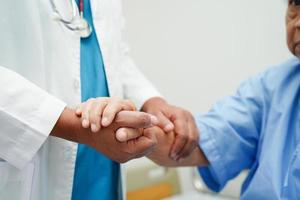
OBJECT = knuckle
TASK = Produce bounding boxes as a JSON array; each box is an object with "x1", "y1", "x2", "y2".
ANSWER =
[
  {"x1": 111, "y1": 97, "x2": 121, "y2": 102},
  {"x1": 139, "y1": 114, "x2": 151, "y2": 126},
  {"x1": 173, "y1": 107, "x2": 184, "y2": 115},
  {"x1": 76, "y1": 103, "x2": 83, "y2": 109},
  {"x1": 99, "y1": 100, "x2": 108, "y2": 105},
  {"x1": 96, "y1": 97, "x2": 108, "y2": 103},
  {"x1": 124, "y1": 100, "x2": 136, "y2": 110}
]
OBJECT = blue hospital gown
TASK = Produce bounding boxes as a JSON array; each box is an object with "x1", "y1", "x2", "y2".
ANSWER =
[{"x1": 197, "y1": 58, "x2": 300, "y2": 199}]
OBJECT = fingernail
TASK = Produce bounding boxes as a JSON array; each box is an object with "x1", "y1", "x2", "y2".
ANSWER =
[
  {"x1": 82, "y1": 119, "x2": 89, "y2": 128},
  {"x1": 150, "y1": 115, "x2": 159, "y2": 126},
  {"x1": 102, "y1": 117, "x2": 109, "y2": 127},
  {"x1": 164, "y1": 123, "x2": 174, "y2": 132},
  {"x1": 91, "y1": 124, "x2": 99, "y2": 133},
  {"x1": 116, "y1": 130, "x2": 127, "y2": 142}
]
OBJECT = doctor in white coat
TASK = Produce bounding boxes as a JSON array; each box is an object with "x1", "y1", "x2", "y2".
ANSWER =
[{"x1": 0, "y1": 0, "x2": 199, "y2": 200}]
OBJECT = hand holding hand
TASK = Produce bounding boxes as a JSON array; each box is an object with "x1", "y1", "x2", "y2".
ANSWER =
[
  {"x1": 146, "y1": 127, "x2": 208, "y2": 167},
  {"x1": 75, "y1": 97, "x2": 137, "y2": 133},
  {"x1": 85, "y1": 111, "x2": 158, "y2": 163},
  {"x1": 51, "y1": 109, "x2": 159, "y2": 163},
  {"x1": 142, "y1": 97, "x2": 199, "y2": 161}
]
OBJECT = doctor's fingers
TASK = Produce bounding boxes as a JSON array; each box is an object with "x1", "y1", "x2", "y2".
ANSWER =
[
  {"x1": 175, "y1": 116, "x2": 199, "y2": 160},
  {"x1": 88, "y1": 101, "x2": 109, "y2": 132},
  {"x1": 101, "y1": 99, "x2": 136, "y2": 127},
  {"x1": 115, "y1": 127, "x2": 143, "y2": 142},
  {"x1": 115, "y1": 111, "x2": 158, "y2": 129}
]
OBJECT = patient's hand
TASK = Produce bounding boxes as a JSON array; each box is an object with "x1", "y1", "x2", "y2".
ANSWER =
[
  {"x1": 146, "y1": 127, "x2": 209, "y2": 167},
  {"x1": 76, "y1": 97, "x2": 137, "y2": 133},
  {"x1": 141, "y1": 97, "x2": 199, "y2": 161}
]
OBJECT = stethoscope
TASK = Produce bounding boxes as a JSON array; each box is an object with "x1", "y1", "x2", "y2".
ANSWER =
[{"x1": 50, "y1": 0, "x2": 92, "y2": 38}]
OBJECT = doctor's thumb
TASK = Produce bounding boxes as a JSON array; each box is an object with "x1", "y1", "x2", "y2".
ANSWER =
[
  {"x1": 115, "y1": 111, "x2": 159, "y2": 129},
  {"x1": 116, "y1": 128, "x2": 142, "y2": 142}
]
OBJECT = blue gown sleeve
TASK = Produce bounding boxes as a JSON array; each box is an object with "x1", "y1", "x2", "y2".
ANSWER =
[{"x1": 197, "y1": 74, "x2": 268, "y2": 192}]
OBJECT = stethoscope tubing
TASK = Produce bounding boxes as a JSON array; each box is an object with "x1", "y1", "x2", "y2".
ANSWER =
[{"x1": 50, "y1": 0, "x2": 92, "y2": 37}]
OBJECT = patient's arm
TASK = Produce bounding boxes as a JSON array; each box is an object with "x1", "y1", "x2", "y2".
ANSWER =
[{"x1": 146, "y1": 127, "x2": 209, "y2": 167}]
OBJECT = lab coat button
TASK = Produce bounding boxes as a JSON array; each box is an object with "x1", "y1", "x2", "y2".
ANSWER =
[{"x1": 73, "y1": 79, "x2": 80, "y2": 90}]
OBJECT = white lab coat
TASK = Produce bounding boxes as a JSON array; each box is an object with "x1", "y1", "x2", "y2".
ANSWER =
[{"x1": 0, "y1": 0, "x2": 160, "y2": 199}]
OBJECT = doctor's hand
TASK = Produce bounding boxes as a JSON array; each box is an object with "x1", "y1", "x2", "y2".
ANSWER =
[
  {"x1": 51, "y1": 109, "x2": 158, "y2": 163},
  {"x1": 75, "y1": 97, "x2": 137, "y2": 133},
  {"x1": 141, "y1": 97, "x2": 199, "y2": 161}
]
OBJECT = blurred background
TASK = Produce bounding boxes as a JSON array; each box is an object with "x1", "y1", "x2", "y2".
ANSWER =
[{"x1": 123, "y1": 0, "x2": 290, "y2": 199}]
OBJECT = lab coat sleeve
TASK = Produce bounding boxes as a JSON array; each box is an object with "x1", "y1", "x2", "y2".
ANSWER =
[
  {"x1": 0, "y1": 67, "x2": 66, "y2": 169},
  {"x1": 196, "y1": 73, "x2": 267, "y2": 192}
]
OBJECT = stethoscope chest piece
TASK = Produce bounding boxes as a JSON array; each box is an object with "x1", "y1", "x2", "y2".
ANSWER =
[
  {"x1": 51, "y1": 0, "x2": 92, "y2": 38},
  {"x1": 74, "y1": 17, "x2": 92, "y2": 38}
]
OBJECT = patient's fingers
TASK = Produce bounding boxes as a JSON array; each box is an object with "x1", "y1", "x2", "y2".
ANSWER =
[
  {"x1": 176, "y1": 116, "x2": 199, "y2": 159},
  {"x1": 169, "y1": 117, "x2": 188, "y2": 160},
  {"x1": 155, "y1": 112, "x2": 174, "y2": 132}
]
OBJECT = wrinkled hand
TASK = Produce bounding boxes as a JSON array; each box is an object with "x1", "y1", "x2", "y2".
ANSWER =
[
  {"x1": 146, "y1": 127, "x2": 179, "y2": 167},
  {"x1": 146, "y1": 127, "x2": 207, "y2": 167},
  {"x1": 142, "y1": 97, "x2": 199, "y2": 161},
  {"x1": 52, "y1": 109, "x2": 159, "y2": 163}
]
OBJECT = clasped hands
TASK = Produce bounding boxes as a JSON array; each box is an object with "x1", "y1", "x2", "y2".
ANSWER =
[{"x1": 73, "y1": 97, "x2": 202, "y2": 166}]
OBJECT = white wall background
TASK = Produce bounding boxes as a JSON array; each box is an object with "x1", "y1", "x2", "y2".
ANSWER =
[{"x1": 123, "y1": 0, "x2": 291, "y2": 197}]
